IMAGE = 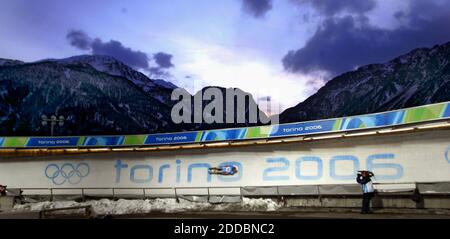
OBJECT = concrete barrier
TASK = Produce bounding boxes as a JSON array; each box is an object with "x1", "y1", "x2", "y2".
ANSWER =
[
  {"x1": 284, "y1": 195, "x2": 450, "y2": 209},
  {"x1": 0, "y1": 196, "x2": 15, "y2": 212}
]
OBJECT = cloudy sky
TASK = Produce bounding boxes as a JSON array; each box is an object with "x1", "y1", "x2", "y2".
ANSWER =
[{"x1": 1, "y1": 0, "x2": 449, "y2": 114}]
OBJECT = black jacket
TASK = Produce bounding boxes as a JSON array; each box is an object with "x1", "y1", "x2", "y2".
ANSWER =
[{"x1": 356, "y1": 174, "x2": 371, "y2": 185}]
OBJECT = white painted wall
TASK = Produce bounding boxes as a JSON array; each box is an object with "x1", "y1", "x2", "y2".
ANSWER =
[{"x1": 1, "y1": 130, "x2": 449, "y2": 189}]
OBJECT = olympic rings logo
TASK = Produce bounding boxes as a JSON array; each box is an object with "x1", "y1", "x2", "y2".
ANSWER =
[{"x1": 45, "y1": 163, "x2": 90, "y2": 185}]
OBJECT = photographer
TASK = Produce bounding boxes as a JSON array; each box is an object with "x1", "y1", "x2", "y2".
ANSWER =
[{"x1": 356, "y1": 170, "x2": 375, "y2": 214}]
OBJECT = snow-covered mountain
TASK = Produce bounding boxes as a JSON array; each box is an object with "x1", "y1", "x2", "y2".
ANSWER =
[
  {"x1": 0, "y1": 60, "x2": 175, "y2": 135},
  {"x1": 280, "y1": 41, "x2": 450, "y2": 123},
  {"x1": 46, "y1": 55, "x2": 177, "y2": 106},
  {"x1": 0, "y1": 56, "x2": 267, "y2": 136},
  {"x1": 1, "y1": 39, "x2": 449, "y2": 136}
]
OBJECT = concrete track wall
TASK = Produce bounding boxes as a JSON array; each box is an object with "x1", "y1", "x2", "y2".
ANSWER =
[{"x1": 1, "y1": 130, "x2": 450, "y2": 190}]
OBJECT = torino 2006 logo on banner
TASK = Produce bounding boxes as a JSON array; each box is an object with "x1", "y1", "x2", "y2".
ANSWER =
[{"x1": 45, "y1": 163, "x2": 90, "y2": 185}]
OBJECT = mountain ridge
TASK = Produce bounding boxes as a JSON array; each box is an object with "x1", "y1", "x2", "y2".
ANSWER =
[
  {"x1": 279, "y1": 41, "x2": 450, "y2": 122},
  {"x1": 0, "y1": 57, "x2": 268, "y2": 135},
  {"x1": 1, "y1": 40, "x2": 449, "y2": 136}
]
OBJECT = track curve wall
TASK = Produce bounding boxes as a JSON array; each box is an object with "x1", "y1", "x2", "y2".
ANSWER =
[{"x1": 1, "y1": 130, "x2": 449, "y2": 189}]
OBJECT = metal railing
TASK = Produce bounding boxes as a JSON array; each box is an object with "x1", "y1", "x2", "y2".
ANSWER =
[{"x1": 13, "y1": 186, "x2": 244, "y2": 202}]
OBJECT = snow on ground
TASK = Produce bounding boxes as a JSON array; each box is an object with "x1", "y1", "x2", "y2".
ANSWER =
[{"x1": 12, "y1": 197, "x2": 281, "y2": 215}]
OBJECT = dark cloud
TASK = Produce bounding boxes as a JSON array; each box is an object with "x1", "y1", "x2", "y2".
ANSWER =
[
  {"x1": 148, "y1": 52, "x2": 174, "y2": 78},
  {"x1": 153, "y1": 52, "x2": 174, "y2": 68},
  {"x1": 91, "y1": 39, "x2": 150, "y2": 70},
  {"x1": 66, "y1": 30, "x2": 177, "y2": 72},
  {"x1": 66, "y1": 30, "x2": 150, "y2": 70},
  {"x1": 283, "y1": 0, "x2": 450, "y2": 77},
  {"x1": 242, "y1": 0, "x2": 273, "y2": 18},
  {"x1": 292, "y1": 0, "x2": 376, "y2": 16},
  {"x1": 66, "y1": 30, "x2": 92, "y2": 50},
  {"x1": 148, "y1": 67, "x2": 170, "y2": 78}
]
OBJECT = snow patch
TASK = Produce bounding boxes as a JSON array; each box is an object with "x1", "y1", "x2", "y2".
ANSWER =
[{"x1": 13, "y1": 198, "x2": 282, "y2": 215}]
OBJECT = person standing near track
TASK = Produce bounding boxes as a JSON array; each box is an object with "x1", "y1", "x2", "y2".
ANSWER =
[{"x1": 356, "y1": 170, "x2": 375, "y2": 214}]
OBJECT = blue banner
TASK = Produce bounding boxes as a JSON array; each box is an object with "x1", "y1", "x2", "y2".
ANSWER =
[
  {"x1": 26, "y1": 137, "x2": 80, "y2": 147},
  {"x1": 444, "y1": 104, "x2": 450, "y2": 118},
  {"x1": 145, "y1": 132, "x2": 199, "y2": 145},
  {"x1": 340, "y1": 111, "x2": 405, "y2": 130},
  {"x1": 200, "y1": 128, "x2": 247, "y2": 142},
  {"x1": 82, "y1": 136, "x2": 125, "y2": 146},
  {"x1": 269, "y1": 120, "x2": 336, "y2": 137}
]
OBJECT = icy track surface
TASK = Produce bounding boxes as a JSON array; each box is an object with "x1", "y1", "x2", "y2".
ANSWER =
[{"x1": 13, "y1": 198, "x2": 281, "y2": 215}]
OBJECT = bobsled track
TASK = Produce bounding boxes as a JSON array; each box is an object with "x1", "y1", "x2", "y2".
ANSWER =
[{"x1": 1, "y1": 101, "x2": 450, "y2": 210}]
